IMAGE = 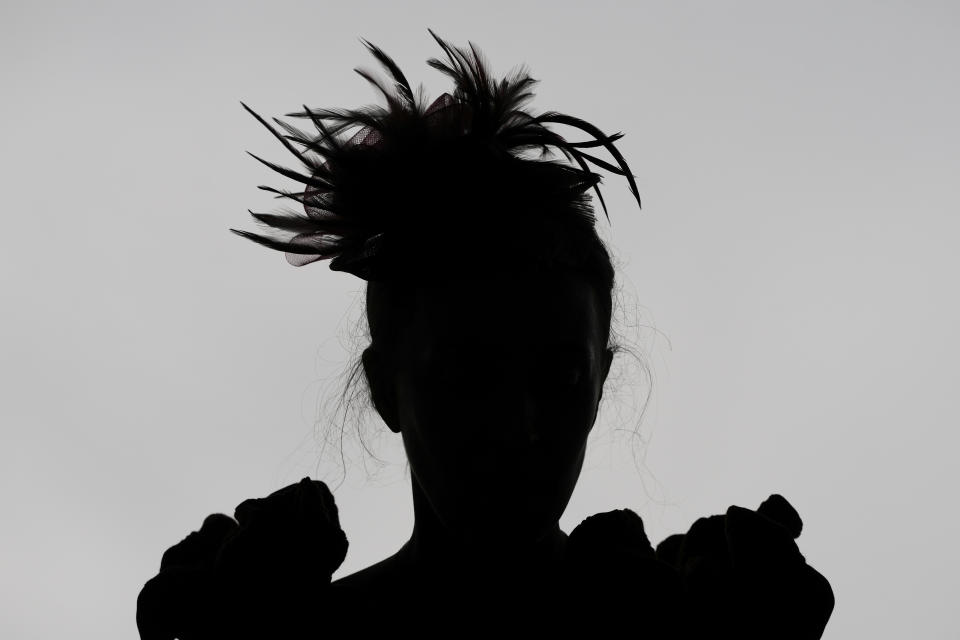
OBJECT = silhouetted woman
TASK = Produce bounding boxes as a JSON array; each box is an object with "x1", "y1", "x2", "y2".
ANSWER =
[{"x1": 137, "y1": 30, "x2": 834, "y2": 639}]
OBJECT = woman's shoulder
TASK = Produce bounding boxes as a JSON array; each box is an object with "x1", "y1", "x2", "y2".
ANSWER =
[
  {"x1": 326, "y1": 549, "x2": 416, "y2": 615},
  {"x1": 329, "y1": 552, "x2": 404, "y2": 595}
]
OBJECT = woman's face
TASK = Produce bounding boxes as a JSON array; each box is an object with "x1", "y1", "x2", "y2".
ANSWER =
[{"x1": 369, "y1": 268, "x2": 613, "y2": 546}]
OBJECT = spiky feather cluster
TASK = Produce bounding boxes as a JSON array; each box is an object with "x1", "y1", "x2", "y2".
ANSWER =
[{"x1": 231, "y1": 29, "x2": 641, "y2": 281}]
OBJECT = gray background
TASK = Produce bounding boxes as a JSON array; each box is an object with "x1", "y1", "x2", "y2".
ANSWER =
[{"x1": 2, "y1": 1, "x2": 957, "y2": 638}]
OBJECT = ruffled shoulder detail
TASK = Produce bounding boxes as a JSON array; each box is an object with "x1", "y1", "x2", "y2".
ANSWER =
[
  {"x1": 567, "y1": 507, "x2": 656, "y2": 560},
  {"x1": 560, "y1": 508, "x2": 685, "y2": 632},
  {"x1": 137, "y1": 478, "x2": 348, "y2": 640}
]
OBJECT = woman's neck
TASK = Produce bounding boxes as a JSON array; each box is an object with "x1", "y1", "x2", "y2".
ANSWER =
[{"x1": 394, "y1": 479, "x2": 569, "y2": 588}]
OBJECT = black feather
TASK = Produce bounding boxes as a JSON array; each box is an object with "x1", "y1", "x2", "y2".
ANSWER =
[
  {"x1": 358, "y1": 37, "x2": 417, "y2": 109},
  {"x1": 233, "y1": 29, "x2": 642, "y2": 276}
]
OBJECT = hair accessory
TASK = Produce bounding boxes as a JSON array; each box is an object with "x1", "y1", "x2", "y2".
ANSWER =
[{"x1": 230, "y1": 28, "x2": 641, "y2": 281}]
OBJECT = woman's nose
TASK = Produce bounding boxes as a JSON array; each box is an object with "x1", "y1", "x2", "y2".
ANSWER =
[{"x1": 479, "y1": 374, "x2": 541, "y2": 450}]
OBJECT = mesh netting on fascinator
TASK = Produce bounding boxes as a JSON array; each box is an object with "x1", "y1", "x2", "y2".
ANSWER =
[{"x1": 230, "y1": 29, "x2": 642, "y2": 282}]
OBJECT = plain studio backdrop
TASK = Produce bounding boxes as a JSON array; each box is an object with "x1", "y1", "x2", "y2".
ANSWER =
[{"x1": 2, "y1": 1, "x2": 957, "y2": 638}]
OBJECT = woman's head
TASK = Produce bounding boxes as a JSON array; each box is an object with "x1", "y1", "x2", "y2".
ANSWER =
[
  {"x1": 231, "y1": 30, "x2": 642, "y2": 541},
  {"x1": 362, "y1": 260, "x2": 615, "y2": 544}
]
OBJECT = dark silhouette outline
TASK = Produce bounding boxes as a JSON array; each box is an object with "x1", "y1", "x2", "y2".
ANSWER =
[{"x1": 137, "y1": 30, "x2": 834, "y2": 639}]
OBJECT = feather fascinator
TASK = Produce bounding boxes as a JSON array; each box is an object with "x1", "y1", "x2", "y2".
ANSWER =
[{"x1": 230, "y1": 29, "x2": 641, "y2": 282}]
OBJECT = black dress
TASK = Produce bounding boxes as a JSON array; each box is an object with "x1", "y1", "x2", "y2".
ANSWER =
[{"x1": 136, "y1": 479, "x2": 834, "y2": 639}]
